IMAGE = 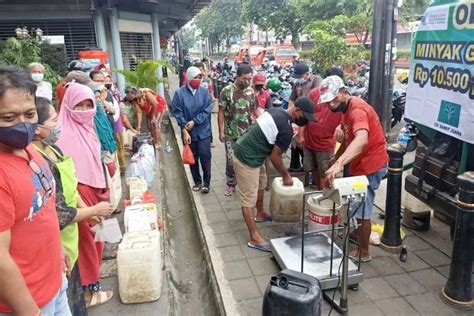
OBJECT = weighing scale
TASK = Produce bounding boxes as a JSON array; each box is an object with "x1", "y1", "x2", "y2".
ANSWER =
[{"x1": 270, "y1": 176, "x2": 369, "y2": 314}]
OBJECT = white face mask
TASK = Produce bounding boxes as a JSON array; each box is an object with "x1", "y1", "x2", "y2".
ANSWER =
[{"x1": 31, "y1": 73, "x2": 44, "y2": 82}]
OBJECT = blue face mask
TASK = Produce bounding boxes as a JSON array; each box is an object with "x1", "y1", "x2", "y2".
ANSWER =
[
  {"x1": 0, "y1": 122, "x2": 37, "y2": 149},
  {"x1": 43, "y1": 123, "x2": 62, "y2": 145}
]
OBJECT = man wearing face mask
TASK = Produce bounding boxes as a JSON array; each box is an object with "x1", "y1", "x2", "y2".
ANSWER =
[
  {"x1": 0, "y1": 66, "x2": 70, "y2": 315},
  {"x1": 218, "y1": 64, "x2": 259, "y2": 197},
  {"x1": 29, "y1": 62, "x2": 53, "y2": 102},
  {"x1": 321, "y1": 75, "x2": 388, "y2": 263},
  {"x1": 288, "y1": 63, "x2": 321, "y2": 172},
  {"x1": 253, "y1": 73, "x2": 272, "y2": 110},
  {"x1": 172, "y1": 66, "x2": 213, "y2": 194},
  {"x1": 233, "y1": 97, "x2": 315, "y2": 252}
]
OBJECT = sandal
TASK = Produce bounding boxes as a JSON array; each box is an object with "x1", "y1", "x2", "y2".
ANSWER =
[
  {"x1": 202, "y1": 186, "x2": 210, "y2": 194},
  {"x1": 247, "y1": 241, "x2": 271, "y2": 252},
  {"x1": 192, "y1": 184, "x2": 202, "y2": 192},
  {"x1": 224, "y1": 186, "x2": 235, "y2": 196},
  {"x1": 254, "y1": 214, "x2": 272, "y2": 223},
  {"x1": 86, "y1": 290, "x2": 113, "y2": 308},
  {"x1": 348, "y1": 251, "x2": 372, "y2": 263}
]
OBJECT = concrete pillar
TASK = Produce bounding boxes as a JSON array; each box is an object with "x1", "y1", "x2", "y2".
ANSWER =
[
  {"x1": 108, "y1": 7, "x2": 125, "y2": 92},
  {"x1": 93, "y1": 9, "x2": 107, "y2": 51},
  {"x1": 152, "y1": 13, "x2": 164, "y2": 96}
]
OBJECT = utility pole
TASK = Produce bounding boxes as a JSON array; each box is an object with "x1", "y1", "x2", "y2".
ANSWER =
[{"x1": 368, "y1": 0, "x2": 398, "y2": 135}]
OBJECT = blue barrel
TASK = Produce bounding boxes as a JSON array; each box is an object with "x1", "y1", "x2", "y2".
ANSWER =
[{"x1": 262, "y1": 269, "x2": 322, "y2": 316}]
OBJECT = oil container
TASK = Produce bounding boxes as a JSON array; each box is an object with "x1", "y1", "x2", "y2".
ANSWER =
[
  {"x1": 306, "y1": 193, "x2": 342, "y2": 232},
  {"x1": 124, "y1": 203, "x2": 158, "y2": 233},
  {"x1": 270, "y1": 177, "x2": 304, "y2": 222},
  {"x1": 262, "y1": 269, "x2": 322, "y2": 316},
  {"x1": 117, "y1": 230, "x2": 162, "y2": 304}
]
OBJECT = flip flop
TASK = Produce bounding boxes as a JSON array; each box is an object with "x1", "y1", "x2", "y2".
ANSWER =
[
  {"x1": 247, "y1": 242, "x2": 271, "y2": 252},
  {"x1": 192, "y1": 184, "x2": 202, "y2": 192},
  {"x1": 254, "y1": 215, "x2": 272, "y2": 223},
  {"x1": 86, "y1": 290, "x2": 113, "y2": 308},
  {"x1": 202, "y1": 186, "x2": 210, "y2": 194},
  {"x1": 348, "y1": 253, "x2": 372, "y2": 263},
  {"x1": 224, "y1": 186, "x2": 235, "y2": 196}
]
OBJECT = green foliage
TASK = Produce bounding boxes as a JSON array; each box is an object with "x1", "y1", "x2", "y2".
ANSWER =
[
  {"x1": 399, "y1": 0, "x2": 431, "y2": 24},
  {"x1": 0, "y1": 37, "x2": 62, "y2": 88},
  {"x1": 180, "y1": 27, "x2": 197, "y2": 51},
  {"x1": 195, "y1": 0, "x2": 244, "y2": 51},
  {"x1": 114, "y1": 59, "x2": 173, "y2": 90}
]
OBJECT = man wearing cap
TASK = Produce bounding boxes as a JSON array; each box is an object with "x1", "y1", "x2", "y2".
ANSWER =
[
  {"x1": 172, "y1": 66, "x2": 213, "y2": 193},
  {"x1": 233, "y1": 97, "x2": 315, "y2": 252},
  {"x1": 288, "y1": 63, "x2": 321, "y2": 172},
  {"x1": 218, "y1": 64, "x2": 258, "y2": 197},
  {"x1": 253, "y1": 73, "x2": 272, "y2": 110},
  {"x1": 321, "y1": 75, "x2": 388, "y2": 262},
  {"x1": 297, "y1": 67, "x2": 344, "y2": 189}
]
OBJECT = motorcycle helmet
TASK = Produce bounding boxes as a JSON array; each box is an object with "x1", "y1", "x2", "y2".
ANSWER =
[
  {"x1": 267, "y1": 77, "x2": 282, "y2": 92},
  {"x1": 67, "y1": 60, "x2": 91, "y2": 72},
  {"x1": 397, "y1": 71, "x2": 409, "y2": 85}
]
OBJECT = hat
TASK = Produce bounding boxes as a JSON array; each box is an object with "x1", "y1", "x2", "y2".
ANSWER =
[
  {"x1": 65, "y1": 71, "x2": 95, "y2": 88},
  {"x1": 318, "y1": 75, "x2": 347, "y2": 104},
  {"x1": 186, "y1": 66, "x2": 202, "y2": 82},
  {"x1": 292, "y1": 63, "x2": 310, "y2": 79},
  {"x1": 294, "y1": 96, "x2": 315, "y2": 122},
  {"x1": 253, "y1": 73, "x2": 266, "y2": 85}
]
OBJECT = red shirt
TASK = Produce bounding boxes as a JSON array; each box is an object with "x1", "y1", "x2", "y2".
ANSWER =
[
  {"x1": 140, "y1": 92, "x2": 167, "y2": 117},
  {"x1": 256, "y1": 90, "x2": 271, "y2": 109},
  {"x1": 0, "y1": 146, "x2": 62, "y2": 313},
  {"x1": 305, "y1": 87, "x2": 342, "y2": 151},
  {"x1": 341, "y1": 97, "x2": 388, "y2": 176}
]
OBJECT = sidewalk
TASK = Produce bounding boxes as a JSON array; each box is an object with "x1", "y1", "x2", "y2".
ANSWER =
[{"x1": 172, "y1": 116, "x2": 472, "y2": 315}]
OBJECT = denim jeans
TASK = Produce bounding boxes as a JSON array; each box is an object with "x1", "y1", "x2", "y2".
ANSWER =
[
  {"x1": 189, "y1": 137, "x2": 212, "y2": 187},
  {"x1": 350, "y1": 165, "x2": 388, "y2": 220},
  {"x1": 0, "y1": 274, "x2": 71, "y2": 316}
]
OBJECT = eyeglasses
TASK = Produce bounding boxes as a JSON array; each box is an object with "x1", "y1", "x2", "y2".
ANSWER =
[{"x1": 28, "y1": 160, "x2": 52, "y2": 195}]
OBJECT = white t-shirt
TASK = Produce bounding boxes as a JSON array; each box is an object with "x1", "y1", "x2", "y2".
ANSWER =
[{"x1": 35, "y1": 81, "x2": 53, "y2": 101}]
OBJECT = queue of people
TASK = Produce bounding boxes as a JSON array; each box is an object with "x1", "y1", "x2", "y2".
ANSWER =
[{"x1": 0, "y1": 61, "x2": 166, "y2": 315}]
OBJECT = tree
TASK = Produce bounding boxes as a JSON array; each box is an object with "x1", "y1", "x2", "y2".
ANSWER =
[
  {"x1": 180, "y1": 27, "x2": 197, "y2": 51},
  {"x1": 195, "y1": 0, "x2": 244, "y2": 51},
  {"x1": 399, "y1": 0, "x2": 431, "y2": 24},
  {"x1": 0, "y1": 37, "x2": 62, "y2": 87}
]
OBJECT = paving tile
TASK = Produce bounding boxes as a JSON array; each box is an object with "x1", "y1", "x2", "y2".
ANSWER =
[
  {"x1": 369, "y1": 256, "x2": 405, "y2": 276},
  {"x1": 247, "y1": 256, "x2": 280, "y2": 276},
  {"x1": 410, "y1": 268, "x2": 447, "y2": 292},
  {"x1": 223, "y1": 260, "x2": 253, "y2": 280},
  {"x1": 374, "y1": 297, "x2": 421, "y2": 316},
  {"x1": 229, "y1": 277, "x2": 262, "y2": 301},
  {"x1": 359, "y1": 261, "x2": 380, "y2": 279},
  {"x1": 234, "y1": 229, "x2": 250, "y2": 244},
  {"x1": 201, "y1": 201, "x2": 223, "y2": 213},
  {"x1": 394, "y1": 251, "x2": 430, "y2": 272},
  {"x1": 240, "y1": 243, "x2": 270, "y2": 259},
  {"x1": 219, "y1": 245, "x2": 245, "y2": 262},
  {"x1": 359, "y1": 277, "x2": 399, "y2": 300},
  {"x1": 346, "y1": 301, "x2": 385, "y2": 316},
  {"x1": 215, "y1": 232, "x2": 239, "y2": 248},
  {"x1": 406, "y1": 292, "x2": 458, "y2": 315},
  {"x1": 369, "y1": 245, "x2": 392, "y2": 258},
  {"x1": 415, "y1": 248, "x2": 451, "y2": 267},
  {"x1": 384, "y1": 273, "x2": 427, "y2": 296},
  {"x1": 237, "y1": 298, "x2": 262, "y2": 316},
  {"x1": 225, "y1": 209, "x2": 243, "y2": 221},
  {"x1": 209, "y1": 220, "x2": 246, "y2": 234},
  {"x1": 255, "y1": 274, "x2": 273, "y2": 294},
  {"x1": 403, "y1": 235, "x2": 433, "y2": 252},
  {"x1": 205, "y1": 211, "x2": 228, "y2": 224},
  {"x1": 345, "y1": 286, "x2": 372, "y2": 304},
  {"x1": 435, "y1": 265, "x2": 451, "y2": 278}
]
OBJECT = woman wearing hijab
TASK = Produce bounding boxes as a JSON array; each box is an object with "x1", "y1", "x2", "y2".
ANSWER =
[
  {"x1": 56, "y1": 83, "x2": 114, "y2": 308},
  {"x1": 32, "y1": 97, "x2": 114, "y2": 314}
]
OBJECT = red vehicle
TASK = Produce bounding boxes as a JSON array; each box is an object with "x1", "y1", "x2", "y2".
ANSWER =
[
  {"x1": 271, "y1": 44, "x2": 298, "y2": 66},
  {"x1": 235, "y1": 45, "x2": 264, "y2": 66}
]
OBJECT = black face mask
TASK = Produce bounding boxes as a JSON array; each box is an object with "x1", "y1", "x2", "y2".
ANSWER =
[
  {"x1": 330, "y1": 101, "x2": 349, "y2": 113},
  {"x1": 294, "y1": 116, "x2": 308, "y2": 127},
  {"x1": 255, "y1": 85, "x2": 264, "y2": 91},
  {"x1": 105, "y1": 83, "x2": 112, "y2": 90}
]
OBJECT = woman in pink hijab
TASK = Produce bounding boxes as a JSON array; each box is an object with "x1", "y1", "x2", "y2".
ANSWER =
[{"x1": 56, "y1": 82, "x2": 113, "y2": 308}]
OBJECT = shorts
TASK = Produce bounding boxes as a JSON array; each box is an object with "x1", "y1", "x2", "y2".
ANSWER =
[
  {"x1": 350, "y1": 165, "x2": 387, "y2": 220},
  {"x1": 303, "y1": 149, "x2": 334, "y2": 176},
  {"x1": 233, "y1": 157, "x2": 267, "y2": 208}
]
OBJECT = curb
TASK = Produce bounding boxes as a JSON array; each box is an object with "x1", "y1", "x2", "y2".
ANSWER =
[{"x1": 169, "y1": 117, "x2": 239, "y2": 316}]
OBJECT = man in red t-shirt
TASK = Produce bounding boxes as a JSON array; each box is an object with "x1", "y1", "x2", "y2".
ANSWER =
[
  {"x1": 0, "y1": 66, "x2": 68, "y2": 315},
  {"x1": 320, "y1": 75, "x2": 388, "y2": 263},
  {"x1": 298, "y1": 68, "x2": 344, "y2": 189}
]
